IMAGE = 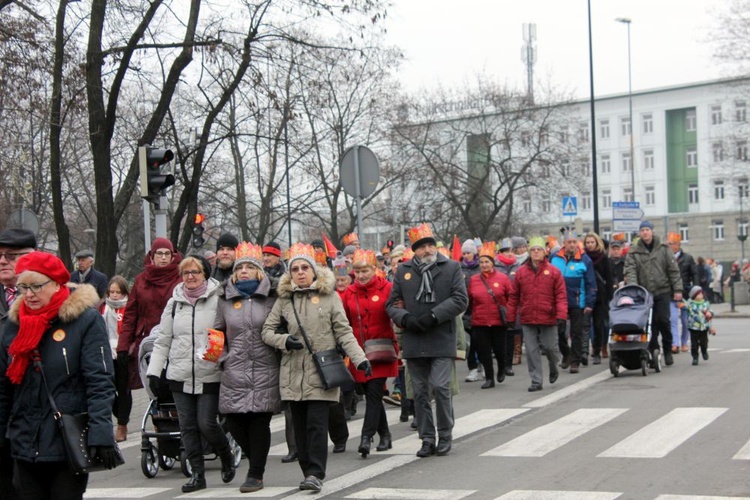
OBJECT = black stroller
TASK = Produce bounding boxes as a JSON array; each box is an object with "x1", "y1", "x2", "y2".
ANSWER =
[
  {"x1": 607, "y1": 285, "x2": 661, "y2": 376},
  {"x1": 138, "y1": 332, "x2": 241, "y2": 478}
]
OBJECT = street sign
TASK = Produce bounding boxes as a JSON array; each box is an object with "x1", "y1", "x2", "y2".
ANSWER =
[
  {"x1": 340, "y1": 145, "x2": 380, "y2": 198},
  {"x1": 562, "y1": 196, "x2": 578, "y2": 216},
  {"x1": 612, "y1": 201, "x2": 643, "y2": 232}
]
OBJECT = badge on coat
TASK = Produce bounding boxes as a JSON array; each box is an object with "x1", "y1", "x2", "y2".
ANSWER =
[
  {"x1": 570, "y1": 265, "x2": 575, "y2": 270},
  {"x1": 233, "y1": 301, "x2": 242, "y2": 310},
  {"x1": 404, "y1": 273, "x2": 412, "y2": 280},
  {"x1": 52, "y1": 329, "x2": 66, "y2": 342},
  {"x1": 372, "y1": 295, "x2": 380, "y2": 302},
  {"x1": 493, "y1": 283, "x2": 499, "y2": 288},
  {"x1": 311, "y1": 296, "x2": 320, "y2": 304},
  {"x1": 544, "y1": 270, "x2": 550, "y2": 275}
]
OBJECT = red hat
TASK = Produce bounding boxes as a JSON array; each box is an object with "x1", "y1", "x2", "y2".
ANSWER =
[
  {"x1": 15, "y1": 251, "x2": 70, "y2": 285},
  {"x1": 151, "y1": 237, "x2": 174, "y2": 253},
  {"x1": 262, "y1": 242, "x2": 282, "y2": 258}
]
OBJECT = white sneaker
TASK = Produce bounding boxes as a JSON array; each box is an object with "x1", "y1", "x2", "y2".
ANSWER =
[
  {"x1": 477, "y1": 364, "x2": 485, "y2": 377},
  {"x1": 465, "y1": 368, "x2": 481, "y2": 382}
]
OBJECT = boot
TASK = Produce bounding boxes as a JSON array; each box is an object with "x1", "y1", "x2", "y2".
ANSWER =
[
  {"x1": 358, "y1": 436, "x2": 372, "y2": 458},
  {"x1": 115, "y1": 424, "x2": 128, "y2": 443},
  {"x1": 376, "y1": 434, "x2": 392, "y2": 452},
  {"x1": 399, "y1": 399, "x2": 411, "y2": 422},
  {"x1": 220, "y1": 450, "x2": 236, "y2": 483},
  {"x1": 513, "y1": 335, "x2": 522, "y2": 365},
  {"x1": 560, "y1": 354, "x2": 570, "y2": 370},
  {"x1": 182, "y1": 472, "x2": 207, "y2": 493}
]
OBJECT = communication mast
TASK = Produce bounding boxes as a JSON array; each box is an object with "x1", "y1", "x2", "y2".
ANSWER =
[{"x1": 521, "y1": 23, "x2": 537, "y2": 104}]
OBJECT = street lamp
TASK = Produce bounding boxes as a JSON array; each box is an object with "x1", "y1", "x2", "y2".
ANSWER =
[
  {"x1": 616, "y1": 17, "x2": 635, "y2": 202},
  {"x1": 739, "y1": 186, "x2": 747, "y2": 261}
]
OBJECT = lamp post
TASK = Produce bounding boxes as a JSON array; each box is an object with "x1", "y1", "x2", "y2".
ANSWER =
[
  {"x1": 740, "y1": 186, "x2": 747, "y2": 262},
  {"x1": 588, "y1": 0, "x2": 599, "y2": 234},
  {"x1": 616, "y1": 17, "x2": 635, "y2": 201}
]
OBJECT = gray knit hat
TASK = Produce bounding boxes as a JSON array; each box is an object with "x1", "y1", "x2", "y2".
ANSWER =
[{"x1": 511, "y1": 236, "x2": 527, "y2": 250}]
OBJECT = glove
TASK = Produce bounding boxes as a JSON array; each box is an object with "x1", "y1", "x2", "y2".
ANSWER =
[
  {"x1": 116, "y1": 351, "x2": 128, "y2": 368},
  {"x1": 403, "y1": 314, "x2": 423, "y2": 332},
  {"x1": 89, "y1": 445, "x2": 118, "y2": 469},
  {"x1": 417, "y1": 312, "x2": 438, "y2": 330},
  {"x1": 357, "y1": 360, "x2": 373, "y2": 377},
  {"x1": 285, "y1": 336, "x2": 304, "y2": 351},
  {"x1": 148, "y1": 375, "x2": 160, "y2": 397}
]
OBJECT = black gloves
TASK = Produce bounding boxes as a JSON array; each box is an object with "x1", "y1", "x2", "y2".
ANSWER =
[
  {"x1": 357, "y1": 360, "x2": 373, "y2": 377},
  {"x1": 403, "y1": 314, "x2": 423, "y2": 332},
  {"x1": 148, "y1": 375, "x2": 160, "y2": 397},
  {"x1": 90, "y1": 445, "x2": 118, "y2": 469},
  {"x1": 418, "y1": 312, "x2": 438, "y2": 331},
  {"x1": 285, "y1": 336, "x2": 304, "y2": 351}
]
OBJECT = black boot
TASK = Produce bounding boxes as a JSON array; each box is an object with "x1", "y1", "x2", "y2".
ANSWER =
[
  {"x1": 182, "y1": 471, "x2": 207, "y2": 493},
  {"x1": 358, "y1": 436, "x2": 372, "y2": 458},
  {"x1": 376, "y1": 434, "x2": 392, "y2": 452},
  {"x1": 399, "y1": 399, "x2": 411, "y2": 422},
  {"x1": 220, "y1": 450, "x2": 236, "y2": 483}
]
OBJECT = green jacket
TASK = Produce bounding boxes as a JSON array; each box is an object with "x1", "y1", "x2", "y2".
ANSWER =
[{"x1": 624, "y1": 235, "x2": 683, "y2": 297}]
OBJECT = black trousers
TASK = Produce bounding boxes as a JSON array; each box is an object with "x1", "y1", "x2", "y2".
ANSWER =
[
  {"x1": 649, "y1": 293, "x2": 673, "y2": 352},
  {"x1": 689, "y1": 329, "x2": 709, "y2": 358},
  {"x1": 172, "y1": 391, "x2": 230, "y2": 474},
  {"x1": 466, "y1": 328, "x2": 480, "y2": 370},
  {"x1": 113, "y1": 354, "x2": 132, "y2": 425},
  {"x1": 472, "y1": 326, "x2": 505, "y2": 380},
  {"x1": 13, "y1": 460, "x2": 87, "y2": 500},
  {"x1": 290, "y1": 400, "x2": 330, "y2": 480},
  {"x1": 559, "y1": 308, "x2": 590, "y2": 364},
  {"x1": 284, "y1": 399, "x2": 348, "y2": 454},
  {"x1": 504, "y1": 329, "x2": 521, "y2": 367},
  {"x1": 591, "y1": 303, "x2": 609, "y2": 355},
  {"x1": 224, "y1": 412, "x2": 273, "y2": 480},
  {"x1": 360, "y1": 378, "x2": 389, "y2": 439},
  {"x1": 0, "y1": 444, "x2": 16, "y2": 500}
]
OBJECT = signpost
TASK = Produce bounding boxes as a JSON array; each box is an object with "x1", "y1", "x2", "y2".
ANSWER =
[
  {"x1": 562, "y1": 196, "x2": 578, "y2": 216},
  {"x1": 340, "y1": 145, "x2": 380, "y2": 237},
  {"x1": 612, "y1": 201, "x2": 644, "y2": 232}
]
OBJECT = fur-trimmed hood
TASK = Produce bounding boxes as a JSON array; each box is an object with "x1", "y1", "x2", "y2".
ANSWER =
[
  {"x1": 277, "y1": 266, "x2": 335, "y2": 298},
  {"x1": 8, "y1": 283, "x2": 100, "y2": 324}
]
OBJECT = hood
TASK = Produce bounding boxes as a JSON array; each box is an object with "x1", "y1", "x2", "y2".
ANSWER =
[
  {"x1": 222, "y1": 276, "x2": 272, "y2": 300},
  {"x1": 9, "y1": 283, "x2": 100, "y2": 324},
  {"x1": 277, "y1": 266, "x2": 335, "y2": 298},
  {"x1": 172, "y1": 277, "x2": 221, "y2": 303}
]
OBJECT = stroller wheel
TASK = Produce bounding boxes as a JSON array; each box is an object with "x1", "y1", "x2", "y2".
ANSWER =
[
  {"x1": 609, "y1": 357, "x2": 619, "y2": 377},
  {"x1": 180, "y1": 449, "x2": 192, "y2": 477},
  {"x1": 159, "y1": 454, "x2": 176, "y2": 470},
  {"x1": 641, "y1": 358, "x2": 648, "y2": 376},
  {"x1": 141, "y1": 443, "x2": 159, "y2": 478}
]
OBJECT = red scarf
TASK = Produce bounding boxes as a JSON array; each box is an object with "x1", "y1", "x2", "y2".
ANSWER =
[{"x1": 7, "y1": 286, "x2": 70, "y2": 384}]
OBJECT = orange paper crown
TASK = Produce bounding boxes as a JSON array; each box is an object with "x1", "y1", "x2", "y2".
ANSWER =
[
  {"x1": 407, "y1": 223, "x2": 435, "y2": 246},
  {"x1": 437, "y1": 246, "x2": 450, "y2": 257},
  {"x1": 402, "y1": 247, "x2": 415, "y2": 261},
  {"x1": 667, "y1": 232, "x2": 681, "y2": 243},
  {"x1": 351, "y1": 249, "x2": 377, "y2": 267},
  {"x1": 478, "y1": 241, "x2": 497, "y2": 259},
  {"x1": 235, "y1": 242, "x2": 262, "y2": 263},
  {"x1": 612, "y1": 232, "x2": 626, "y2": 242},
  {"x1": 203, "y1": 329, "x2": 225, "y2": 363},
  {"x1": 375, "y1": 268, "x2": 387, "y2": 279},
  {"x1": 342, "y1": 232, "x2": 359, "y2": 246},
  {"x1": 314, "y1": 251, "x2": 329, "y2": 266},
  {"x1": 288, "y1": 242, "x2": 316, "y2": 264}
]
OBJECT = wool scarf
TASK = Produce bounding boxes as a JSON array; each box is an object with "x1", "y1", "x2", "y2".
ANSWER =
[
  {"x1": 104, "y1": 297, "x2": 128, "y2": 358},
  {"x1": 413, "y1": 256, "x2": 437, "y2": 303},
  {"x1": 7, "y1": 286, "x2": 70, "y2": 384},
  {"x1": 183, "y1": 282, "x2": 208, "y2": 305},
  {"x1": 235, "y1": 279, "x2": 260, "y2": 297}
]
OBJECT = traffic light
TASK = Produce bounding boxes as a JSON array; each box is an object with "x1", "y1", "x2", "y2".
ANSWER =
[
  {"x1": 139, "y1": 146, "x2": 175, "y2": 202},
  {"x1": 192, "y1": 213, "x2": 205, "y2": 248}
]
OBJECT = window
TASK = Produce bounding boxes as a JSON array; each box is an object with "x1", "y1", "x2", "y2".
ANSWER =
[
  {"x1": 602, "y1": 189, "x2": 612, "y2": 209},
  {"x1": 581, "y1": 192, "x2": 592, "y2": 210},
  {"x1": 645, "y1": 185, "x2": 655, "y2": 205},
  {"x1": 540, "y1": 163, "x2": 551, "y2": 177},
  {"x1": 736, "y1": 101, "x2": 746, "y2": 122},
  {"x1": 621, "y1": 117, "x2": 631, "y2": 136},
  {"x1": 714, "y1": 180, "x2": 725, "y2": 200},
  {"x1": 623, "y1": 187, "x2": 634, "y2": 202},
  {"x1": 521, "y1": 131, "x2": 531, "y2": 148},
  {"x1": 737, "y1": 140, "x2": 748, "y2": 161},
  {"x1": 713, "y1": 142, "x2": 724, "y2": 162},
  {"x1": 712, "y1": 220, "x2": 725, "y2": 241},
  {"x1": 581, "y1": 159, "x2": 591, "y2": 176},
  {"x1": 688, "y1": 183, "x2": 699, "y2": 204},
  {"x1": 523, "y1": 198, "x2": 532, "y2": 213},
  {"x1": 711, "y1": 105, "x2": 722, "y2": 125},
  {"x1": 600, "y1": 154, "x2": 611, "y2": 174},
  {"x1": 740, "y1": 179, "x2": 749, "y2": 198},
  {"x1": 600, "y1": 119, "x2": 610, "y2": 139},
  {"x1": 679, "y1": 223, "x2": 689, "y2": 242},
  {"x1": 559, "y1": 129, "x2": 569, "y2": 144},
  {"x1": 642, "y1": 113, "x2": 653, "y2": 134},
  {"x1": 686, "y1": 146, "x2": 698, "y2": 167},
  {"x1": 643, "y1": 149, "x2": 654, "y2": 170},
  {"x1": 561, "y1": 160, "x2": 571, "y2": 177},
  {"x1": 622, "y1": 152, "x2": 632, "y2": 172},
  {"x1": 602, "y1": 227, "x2": 612, "y2": 242},
  {"x1": 542, "y1": 198, "x2": 551, "y2": 213},
  {"x1": 685, "y1": 109, "x2": 697, "y2": 131},
  {"x1": 578, "y1": 122, "x2": 589, "y2": 142},
  {"x1": 740, "y1": 219, "x2": 749, "y2": 238}
]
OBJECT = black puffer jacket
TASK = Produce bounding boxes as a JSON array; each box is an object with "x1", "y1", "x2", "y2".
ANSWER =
[{"x1": 0, "y1": 284, "x2": 115, "y2": 462}]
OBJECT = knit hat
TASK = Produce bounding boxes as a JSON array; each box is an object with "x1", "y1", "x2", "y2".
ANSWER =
[
  {"x1": 0, "y1": 228, "x2": 36, "y2": 249},
  {"x1": 262, "y1": 241, "x2": 282, "y2": 257},
  {"x1": 288, "y1": 243, "x2": 317, "y2": 270},
  {"x1": 461, "y1": 239, "x2": 478, "y2": 255},
  {"x1": 499, "y1": 238, "x2": 513, "y2": 251},
  {"x1": 216, "y1": 233, "x2": 239, "y2": 251},
  {"x1": 187, "y1": 254, "x2": 211, "y2": 279},
  {"x1": 639, "y1": 220, "x2": 654, "y2": 230},
  {"x1": 689, "y1": 285, "x2": 703, "y2": 299},
  {"x1": 151, "y1": 237, "x2": 174, "y2": 253},
  {"x1": 15, "y1": 251, "x2": 70, "y2": 285},
  {"x1": 389, "y1": 244, "x2": 406, "y2": 260},
  {"x1": 342, "y1": 245, "x2": 357, "y2": 256},
  {"x1": 511, "y1": 236, "x2": 527, "y2": 250},
  {"x1": 233, "y1": 242, "x2": 263, "y2": 272},
  {"x1": 310, "y1": 239, "x2": 325, "y2": 251}
]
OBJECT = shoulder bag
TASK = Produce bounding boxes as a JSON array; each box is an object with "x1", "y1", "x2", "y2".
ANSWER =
[
  {"x1": 355, "y1": 295, "x2": 397, "y2": 364},
  {"x1": 291, "y1": 295, "x2": 354, "y2": 390},
  {"x1": 479, "y1": 274, "x2": 508, "y2": 326},
  {"x1": 36, "y1": 359, "x2": 124, "y2": 474}
]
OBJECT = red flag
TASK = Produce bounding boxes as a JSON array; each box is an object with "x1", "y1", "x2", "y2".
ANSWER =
[
  {"x1": 322, "y1": 233, "x2": 339, "y2": 258},
  {"x1": 451, "y1": 235, "x2": 462, "y2": 261}
]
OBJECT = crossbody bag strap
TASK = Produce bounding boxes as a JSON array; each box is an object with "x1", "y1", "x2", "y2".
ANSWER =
[
  {"x1": 479, "y1": 274, "x2": 507, "y2": 324},
  {"x1": 33, "y1": 355, "x2": 61, "y2": 420},
  {"x1": 290, "y1": 294, "x2": 315, "y2": 355}
]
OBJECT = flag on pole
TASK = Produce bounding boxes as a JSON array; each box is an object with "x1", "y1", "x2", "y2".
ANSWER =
[
  {"x1": 451, "y1": 235, "x2": 462, "y2": 261},
  {"x1": 322, "y1": 233, "x2": 339, "y2": 258}
]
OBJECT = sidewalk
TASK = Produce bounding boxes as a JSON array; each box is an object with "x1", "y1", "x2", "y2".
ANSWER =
[{"x1": 710, "y1": 301, "x2": 750, "y2": 318}]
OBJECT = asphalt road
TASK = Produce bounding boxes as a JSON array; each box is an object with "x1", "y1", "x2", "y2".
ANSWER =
[{"x1": 85, "y1": 317, "x2": 750, "y2": 499}]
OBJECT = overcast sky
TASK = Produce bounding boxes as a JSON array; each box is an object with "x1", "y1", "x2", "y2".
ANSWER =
[{"x1": 383, "y1": 0, "x2": 726, "y2": 99}]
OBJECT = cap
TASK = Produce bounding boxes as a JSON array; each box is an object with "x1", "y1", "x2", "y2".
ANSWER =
[
  {"x1": 639, "y1": 220, "x2": 654, "y2": 230},
  {"x1": 262, "y1": 241, "x2": 282, "y2": 257},
  {"x1": 0, "y1": 228, "x2": 36, "y2": 249},
  {"x1": 216, "y1": 233, "x2": 239, "y2": 251},
  {"x1": 15, "y1": 251, "x2": 70, "y2": 285},
  {"x1": 74, "y1": 249, "x2": 94, "y2": 259}
]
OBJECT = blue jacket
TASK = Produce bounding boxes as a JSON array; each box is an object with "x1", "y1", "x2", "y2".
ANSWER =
[{"x1": 550, "y1": 248, "x2": 597, "y2": 310}]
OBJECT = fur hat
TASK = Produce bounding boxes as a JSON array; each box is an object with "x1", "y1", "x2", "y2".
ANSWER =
[{"x1": 15, "y1": 251, "x2": 70, "y2": 285}]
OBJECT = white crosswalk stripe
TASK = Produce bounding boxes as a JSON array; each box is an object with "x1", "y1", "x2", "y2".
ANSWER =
[
  {"x1": 732, "y1": 436, "x2": 750, "y2": 460},
  {"x1": 482, "y1": 408, "x2": 628, "y2": 457},
  {"x1": 345, "y1": 487, "x2": 476, "y2": 499},
  {"x1": 84, "y1": 488, "x2": 172, "y2": 498},
  {"x1": 175, "y1": 487, "x2": 297, "y2": 498},
  {"x1": 494, "y1": 491, "x2": 622, "y2": 500},
  {"x1": 654, "y1": 496, "x2": 750, "y2": 500},
  {"x1": 598, "y1": 407, "x2": 728, "y2": 458}
]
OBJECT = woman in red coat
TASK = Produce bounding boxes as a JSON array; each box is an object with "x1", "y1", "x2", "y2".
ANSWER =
[
  {"x1": 468, "y1": 242, "x2": 512, "y2": 389},
  {"x1": 341, "y1": 249, "x2": 398, "y2": 458}
]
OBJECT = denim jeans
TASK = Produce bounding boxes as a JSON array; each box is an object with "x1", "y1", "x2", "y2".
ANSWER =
[{"x1": 172, "y1": 391, "x2": 229, "y2": 474}]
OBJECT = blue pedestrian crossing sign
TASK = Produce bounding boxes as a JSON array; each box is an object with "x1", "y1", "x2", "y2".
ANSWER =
[{"x1": 562, "y1": 196, "x2": 578, "y2": 216}]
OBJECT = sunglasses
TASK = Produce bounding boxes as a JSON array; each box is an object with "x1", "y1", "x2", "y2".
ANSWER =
[{"x1": 290, "y1": 264, "x2": 312, "y2": 273}]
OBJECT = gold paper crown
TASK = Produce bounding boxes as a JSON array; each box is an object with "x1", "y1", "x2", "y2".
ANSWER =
[
  {"x1": 437, "y1": 247, "x2": 450, "y2": 257},
  {"x1": 235, "y1": 242, "x2": 263, "y2": 264},
  {"x1": 288, "y1": 242, "x2": 316, "y2": 264},
  {"x1": 375, "y1": 268, "x2": 387, "y2": 279},
  {"x1": 402, "y1": 247, "x2": 415, "y2": 261},
  {"x1": 351, "y1": 249, "x2": 377, "y2": 267},
  {"x1": 342, "y1": 232, "x2": 359, "y2": 246},
  {"x1": 478, "y1": 241, "x2": 497, "y2": 259},
  {"x1": 314, "y1": 251, "x2": 328, "y2": 266},
  {"x1": 407, "y1": 223, "x2": 435, "y2": 245},
  {"x1": 528, "y1": 236, "x2": 546, "y2": 249}
]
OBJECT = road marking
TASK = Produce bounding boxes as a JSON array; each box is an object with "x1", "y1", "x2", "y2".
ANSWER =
[
  {"x1": 494, "y1": 491, "x2": 622, "y2": 500},
  {"x1": 176, "y1": 487, "x2": 297, "y2": 498},
  {"x1": 598, "y1": 407, "x2": 727, "y2": 458},
  {"x1": 379, "y1": 408, "x2": 528, "y2": 455},
  {"x1": 482, "y1": 408, "x2": 627, "y2": 457},
  {"x1": 732, "y1": 436, "x2": 750, "y2": 460},
  {"x1": 346, "y1": 488, "x2": 475, "y2": 499},
  {"x1": 84, "y1": 488, "x2": 172, "y2": 498},
  {"x1": 722, "y1": 348, "x2": 750, "y2": 353},
  {"x1": 524, "y1": 369, "x2": 613, "y2": 408},
  {"x1": 655, "y1": 496, "x2": 750, "y2": 500}
]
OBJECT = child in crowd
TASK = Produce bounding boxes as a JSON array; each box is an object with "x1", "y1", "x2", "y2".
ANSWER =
[{"x1": 685, "y1": 285, "x2": 716, "y2": 365}]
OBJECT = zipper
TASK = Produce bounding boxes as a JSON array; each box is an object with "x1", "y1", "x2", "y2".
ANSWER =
[
  {"x1": 62, "y1": 347, "x2": 70, "y2": 375},
  {"x1": 100, "y1": 346, "x2": 108, "y2": 373}
]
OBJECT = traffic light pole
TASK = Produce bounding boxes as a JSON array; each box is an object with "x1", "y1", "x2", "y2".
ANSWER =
[
  {"x1": 154, "y1": 193, "x2": 169, "y2": 239},
  {"x1": 143, "y1": 199, "x2": 152, "y2": 252}
]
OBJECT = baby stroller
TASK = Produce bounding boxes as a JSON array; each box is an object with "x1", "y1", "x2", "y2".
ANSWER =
[
  {"x1": 138, "y1": 330, "x2": 242, "y2": 478},
  {"x1": 607, "y1": 285, "x2": 660, "y2": 377}
]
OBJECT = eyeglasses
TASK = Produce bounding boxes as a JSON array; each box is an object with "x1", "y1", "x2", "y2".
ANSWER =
[
  {"x1": 290, "y1": 264, "x2": 311, "y2": 273},
  {"x1": 16, "y1": 280, "x2": 52, "y2": 294},
  {"x1": 181, "y1": 270, "x2": 203, "y2": 277},
  {"x1": 154, "y1": 251, "x2": 172, "y2": 257},
  {"x1": 0, "y1": 251, "x2": 30, "y2": 262}
]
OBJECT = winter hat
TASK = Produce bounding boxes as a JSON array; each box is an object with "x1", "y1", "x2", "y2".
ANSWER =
[
  {"x1": 0, "y1": 228, "x2": 36, "y2": 249},
  {"x1": 15, "y1": 251, "x2": 70, "y2": 285},
  {"x1": 233, "y1": 242, "x2": 263, "y2": 272},
  {"x1": 461, "y1": 239, "x2": 478, "y2": 255},
  {"x1": 342, "y1": 245, "x2": 357, "y2": 257},
  {"x1": 74, "y1": 249, "x2": 94, "y2": 259},
  {"x1": 151, "y1": 237, "x2": 174, "y2": 254},
  {"x1": 186, "y1": 254, "x2": 212, "y2": 279},
  {"x1": 310, "y1": 239, "x2": 325, "y2": 251},
  {"x1": 288, "y1": 243, "x2": 317, "y2": 270},
  {"x1": 639, "y1": 220, "x2": 654, "y2": 230},
  {"x1": 689, "y1": 285, "x2": 703, "y2": 299},
  {"x1": 407, "y1": 223, "x2": 437, "y2": 251},
  {"x1": 216, "y1": 233, "x2": 239, "y2": 251},
  {"x1": 262, "y1": 241, "x2": 282, "y2": 257},
  {"x1": 511, "y1": 236, "x2": 527, "y2": 250},
  {"x1": 389, "y1": 244, "x2": 406, "y2": 260}
]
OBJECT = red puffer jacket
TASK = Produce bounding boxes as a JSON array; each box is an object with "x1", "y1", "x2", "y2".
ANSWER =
[
  {"x1": 341, "y1": 275, "x2": 398, "y2": 383},
  {"x1": 468, "y1": 270, "x2": 512, "y2": 327},
  {"x1": 507, "y1": 259, "x2": 568, "y2": 326}
]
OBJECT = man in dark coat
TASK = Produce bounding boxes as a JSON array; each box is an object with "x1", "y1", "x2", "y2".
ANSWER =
[
  {"x1": 70, "y1": 249, "x2": 109, "y2": 298},
  {"x1": 262, "y1": 241, "x2": 286, "y2": 290},
  {"x1": 212, "y1": 233, "x2": 238, "y2": 285},
  {"x1": 386, "y1": 223, "x2": 468, "y2": 458}
]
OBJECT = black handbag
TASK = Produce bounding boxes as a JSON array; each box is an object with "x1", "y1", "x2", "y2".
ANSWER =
[
  {"x1": 291, "y1": 295, "x2": 354, "y2": 390},
  {"x1": 36, "y1": 360, "x2": 124, "y2": 474}
]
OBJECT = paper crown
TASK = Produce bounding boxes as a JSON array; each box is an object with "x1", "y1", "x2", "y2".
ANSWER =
[
  {"x1": 528, "y1": 236, "x2": 546, "y2": 249},
  {"x1": 546, "y1": 235, "x2": 559, "y2": 249},
  {"x1": 667, "y1": 232, "x2": 682, "y2": 243},
  {"x1": 342, "y1": 232, "x2": 359, "y2": 246},
  {"x1": 351, "y1": 249, "x2": 377, "y2": 267},
  {"x1": 437, "y1": 246, "x2": 450, "y2": 257},
  {"x1": 288, "y1": 242, "x2": 316, "y2": 267},
  {"x1": 499, "y1": 238, "x2": 513, "y2": 250},
  {"x1": 402, "y1": 247, "x2": 415, "y2": 261},
  {"x1": 612, "y1": 232, "x2": 627, "y2": 242},
  {"x1": 201, "y1": 329, "x2": 226, "y2": 363},
  {"x1": 314, "y1": 251, "x2": 329, "y2": 266},
  {"x1": 375, "y1": 268, "x2": 387, "y2": 279},
  {"x1": 562, "y1": 229, "x2": 578, "y2": 241},
  {"x1": 478, "y1": 241, "x2": 497, "y2": 259},
  {"x1": 407, "y1": 223, "x2": 436, "y2": 247},
  {"x1": 233, "y1": 242, "x2": 263, "y2": 271}
]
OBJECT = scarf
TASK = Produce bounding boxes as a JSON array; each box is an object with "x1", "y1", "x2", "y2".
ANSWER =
[
  {"x1": 144, "y1": 260, "x2": 181, "y2": 288},
  {"x1": 104, "y1": 296, "x2": 128, "y2": 357},
  {"x1": 413, "y1": 256, "x2": 437, "y2": 303},
  {"x1": 586, "y1": 248, "x2": 605, "y2": 266},
  {"x1": 461, "y1": 257, "x2": 479, "y2": 269},
  {"x1": 235, "y1": 279, "x2": 260, "y2": 297},
  {"x1": 497, "y1": 253, "x2": 516, "y2": 266},
  {"x1": 184, "y1": 281, "x2": 207, "y2": 305},
  {"x1": 7, "y1": 286, "x2": 70, "y2": 384}
]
